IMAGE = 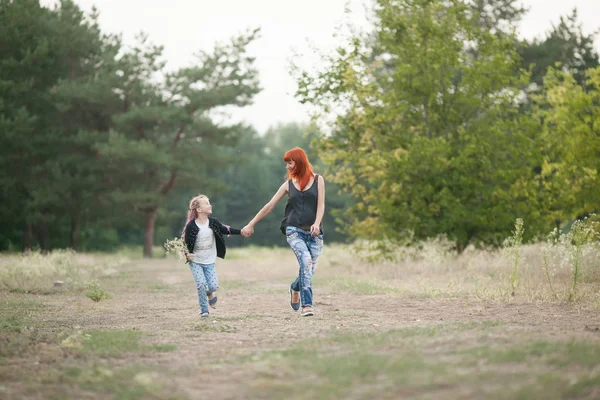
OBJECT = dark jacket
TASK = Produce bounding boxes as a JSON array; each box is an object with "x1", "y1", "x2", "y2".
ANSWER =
[{"x1": 184, "y1": 217, "x2": 241, "y2": 260}]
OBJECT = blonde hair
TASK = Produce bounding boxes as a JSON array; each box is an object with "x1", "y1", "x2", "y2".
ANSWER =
[{"x1": 181, "y1": 194, "x2": 209, "y2": 236}]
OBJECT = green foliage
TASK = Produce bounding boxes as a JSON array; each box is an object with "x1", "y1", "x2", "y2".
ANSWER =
[
  {"x1": 298, "y1": 0, "x2": 544, "y2": 250},
  {"x1": 85, "y1": 282, "x2": 110, "y2": 302},
  {"x1": 533, "y1": 67, "x2": 600, "y2": 223},
  {"x1": 519, "y1": 9, "x2": 599, "y2": 88}
]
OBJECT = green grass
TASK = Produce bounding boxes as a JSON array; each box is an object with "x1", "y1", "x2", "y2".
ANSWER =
[
  {"x1": 243, "y1": 322, "x2": 600, "y2": 400},
  {"x1": 82, "y1": 330, "x2": 177, "y2": 356},
  {"x1": 0, "y1": 316, "x2": 24, "y2": 333},
  {"x1": 464, "y1": 339, "x2": 600, "y2": 367},
  {"x1": 44, "y1": 364, "x2": 188, "y2": 400}
]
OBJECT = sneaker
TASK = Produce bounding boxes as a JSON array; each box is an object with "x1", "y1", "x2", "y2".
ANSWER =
[
  {"x1": 301, "y1": 308, "x2": 314, "y2": 317},
  {"x1": 199, "y1": 311, "x2": 210, "y2": 317}
]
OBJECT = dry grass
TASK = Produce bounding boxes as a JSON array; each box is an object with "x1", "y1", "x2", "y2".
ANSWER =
[
  {"x1": 0, "y1": 250, "x2": 129, "y2": 295},
  {"x1": 305, "y1": 240, "x2": 600, "y2": 305}
]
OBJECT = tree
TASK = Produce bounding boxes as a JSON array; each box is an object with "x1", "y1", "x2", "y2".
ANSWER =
[
  {"x1": 533, "y1": 66, "x2": 600, "y2": 224},
  {"x1": 298, "y1": 0, "x2": 543, "y2": 250},
  {"x1": 520, "y1": 9, "x2": 599, "y2": 89},
  {"x1": 98, "y1": 30, "x2": 261, "y2": 257}
]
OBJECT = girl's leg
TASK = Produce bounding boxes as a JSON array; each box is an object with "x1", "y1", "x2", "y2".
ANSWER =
[
  {"x1": 286, "y1": 228, "x2": 314, "y2": 307},
  {"x1": 201, "y1": 263, "x2": 219, "y2": 295},
  {"x1": 189, "y1": 262, "x2": 209, "y2": 314}
]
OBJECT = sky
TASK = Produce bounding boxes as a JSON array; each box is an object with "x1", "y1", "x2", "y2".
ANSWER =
[{"x1": 42, "y1": 0, "x2": 600, "y2": 133}]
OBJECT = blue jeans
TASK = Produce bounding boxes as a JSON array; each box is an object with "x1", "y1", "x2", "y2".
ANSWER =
[
  {"x1": 189, "y1": 262, "x2": 218, "y2": 313},
  {"x1": 286, "y1": 226, "x2": 324, "y2": 307}
]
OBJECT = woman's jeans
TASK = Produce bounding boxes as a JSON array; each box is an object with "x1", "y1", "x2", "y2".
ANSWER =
[
  {"x1": 189, "y1": 262, "x2": 218, "y2": 313},
  {"x1": 286, "y1": 226, "x2": 324, "y2": 307}
]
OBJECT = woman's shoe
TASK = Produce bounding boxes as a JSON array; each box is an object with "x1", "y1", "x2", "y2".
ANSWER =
[
  {"x1": 199, "y1": 311, "x2": 210, "y2": 318},
  {"x1": 289, "y1": 287, "x2": 300, "y2": 311},
  {"x1": 208, "y1": 296, "x2": 218, "y2": 309}
]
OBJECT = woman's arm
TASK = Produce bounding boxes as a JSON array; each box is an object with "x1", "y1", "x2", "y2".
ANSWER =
[
  {"x1": 243, "y1": 181, "x2": 289, "y2": 234},
  {"x1": 310, "y1": 175, "x2": 326, "y2": 236}
]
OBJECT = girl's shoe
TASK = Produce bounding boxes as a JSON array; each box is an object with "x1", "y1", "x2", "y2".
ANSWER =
[
  {"x1": 199, "y1": 311, "x2": 210, "y2": 318},
  {"x1": 289, "y1": 287, "x2": 300, "y2": 311},
  {"x1": 301, "y1": 308, "x2": 314, "y2": 317},
  {"x1": 208, "y1": 296, "x2": 218, "y2": 309}
]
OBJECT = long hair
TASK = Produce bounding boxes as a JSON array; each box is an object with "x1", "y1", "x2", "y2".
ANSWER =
[
  {"x1": 181, "y1": 194, "x2": 208, "y2": 237},
  {"x1": 283, "y1": 147, "x2": 314, "y2": 190}
]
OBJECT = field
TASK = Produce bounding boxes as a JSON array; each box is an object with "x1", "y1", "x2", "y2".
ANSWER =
[{"x1": 1, "y1": 242, "x2": 599, "y2": 399}]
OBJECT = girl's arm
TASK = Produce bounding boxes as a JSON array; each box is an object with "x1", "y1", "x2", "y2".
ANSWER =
[
  {"x1": 183, "y1": 224, "x2": 194, "y2": 262},
  {"x1": 215, "y1": 219, "x2": 242, "y2": 235},
  {"x1": 243, "y1": 181, "x2": 288, "y2": 233}
]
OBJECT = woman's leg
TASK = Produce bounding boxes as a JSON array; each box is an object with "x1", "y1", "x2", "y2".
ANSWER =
[
  {"x1": 189, "y1": 262, "x2": 209, "y2": 314},
  {"x1": 286, "y1": 228, "x2": 315, "y2": 307},
  {"x1": 307, "y1": 234, "x2": 324, "y2": 277}
]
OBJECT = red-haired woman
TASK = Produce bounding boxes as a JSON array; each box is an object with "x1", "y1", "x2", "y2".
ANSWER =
[{"x1": 242, "y1": 147, "x2": 325, "y2": 317}]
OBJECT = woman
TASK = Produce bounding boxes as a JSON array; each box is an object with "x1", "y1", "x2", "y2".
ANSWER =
[{"x1": 242, "y1": 147, "x2": 325, "y2": 317}]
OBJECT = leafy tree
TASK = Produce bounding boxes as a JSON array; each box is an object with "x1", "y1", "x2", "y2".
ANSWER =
[
  {"x1": 98, "y1": 30, "x2": 261, "y2": 257},
  {"x1": 298, "y1": 0, "x2": 543, "y2": 250},
  {"x1": 533, "y1": 66, "x2": 600, "y2": 224},
  {"x1": 520, "y1": 9, "x2": 599, "y2": 89}
]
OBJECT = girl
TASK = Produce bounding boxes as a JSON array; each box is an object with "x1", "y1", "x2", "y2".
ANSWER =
[
  {"x1": 182, "y1": 194, "x2": 246, "y2": 317},
  {"x1": 242, "y1": 147, "x2": 325, "y2": 317}
]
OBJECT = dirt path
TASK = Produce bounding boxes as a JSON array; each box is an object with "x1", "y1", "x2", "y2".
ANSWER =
[{"x1": 2, "y1": 252, "x2": 600, "y2": 399}]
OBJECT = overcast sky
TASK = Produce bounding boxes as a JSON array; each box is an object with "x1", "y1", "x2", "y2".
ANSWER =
[{"x1": 42, "y1": 0, "x2": 600, "y2": 133}]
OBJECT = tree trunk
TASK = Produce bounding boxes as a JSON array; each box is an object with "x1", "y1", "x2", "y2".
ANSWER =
[
  {"x1": 38, "y1": 224, "x2": 50, "y2": 253},
  {"x1": 143, "y1": 206, "x2": 158, "y2": 258},
  {"x1": 70, "y1": 214, "x2": 80, "y2": 250},
  {"x1": 23, "y1": 222, "x2": 34, "y2": 252}
]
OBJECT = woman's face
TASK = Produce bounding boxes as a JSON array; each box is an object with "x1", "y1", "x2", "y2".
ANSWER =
[
  {"x1": 285, "y1": 160, "x2": 296, "y2": 172},
  {"x1": 195, "y1": 198, "x2": 212, "y2": 215}
]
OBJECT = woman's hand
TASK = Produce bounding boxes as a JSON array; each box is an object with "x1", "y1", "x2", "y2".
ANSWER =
[
  {"x1": 186, "y1": 253, "x2": 193, "y2": 262},
  {"x1": 241, "y1": 225, "x2": 254, "y2": 237},
  {"x1": 310, "y1": 224, "x2": 320, "y2": 237}
]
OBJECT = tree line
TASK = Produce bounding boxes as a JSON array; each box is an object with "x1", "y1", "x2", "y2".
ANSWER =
[{"x1": 1, "y1": 0, "x2": 598, "y2": 256}]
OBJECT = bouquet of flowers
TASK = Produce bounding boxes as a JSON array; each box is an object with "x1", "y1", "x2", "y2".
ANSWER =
[{"x1": 164, "y1": 237, "x2": 188, "y2": 262}]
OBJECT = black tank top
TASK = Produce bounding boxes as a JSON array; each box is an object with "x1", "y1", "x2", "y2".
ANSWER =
[{"x1": 280, "y1": 175, "x2": 323, "y2": 235}]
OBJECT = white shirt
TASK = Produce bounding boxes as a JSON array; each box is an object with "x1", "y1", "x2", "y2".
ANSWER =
[{"x1": 192, "y1": 220, "x2": 217, "y2": 264}]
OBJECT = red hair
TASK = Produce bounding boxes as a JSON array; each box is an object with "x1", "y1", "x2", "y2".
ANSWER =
[{"x1": 283, "y1": 147, "x2": 314, "y2": 190}]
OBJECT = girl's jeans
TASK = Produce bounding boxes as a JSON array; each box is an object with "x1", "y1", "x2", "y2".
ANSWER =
[
  {"x1": 286, "y1": 226, "x2": 324, "y2": 307},
  {"x1": 188, "y1": 262, "x2": 218, "y2": 313}
]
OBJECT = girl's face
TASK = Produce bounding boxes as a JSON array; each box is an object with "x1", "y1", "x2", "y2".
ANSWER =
[
  {"x1": 285, "y1": 160, "x2": 295, "y2": 172},
  {"x1": 195, "y1": 198, "x2": 212, "y2": 215}
]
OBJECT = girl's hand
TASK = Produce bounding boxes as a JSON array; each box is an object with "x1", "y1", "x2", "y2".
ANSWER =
[{"x1": 186, "y1": 254, "x2": 193, "y2": 262}]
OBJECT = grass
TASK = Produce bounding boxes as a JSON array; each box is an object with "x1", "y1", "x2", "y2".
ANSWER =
[
  {"x1": 2, "y1": 242, "x2": 600, "y2": 399},
  {"x1": 0, "y1": 250, "x2": 129, "y2": 295},
  {"x1": 38, "y1": 364, "x2": 186, "y2": 400},
  {"x1": 81, "y1": 330, "x2": 177, "y2": 356},
  {"x1": 245, "y1": 323, "x2": 600, "y2": 400}
]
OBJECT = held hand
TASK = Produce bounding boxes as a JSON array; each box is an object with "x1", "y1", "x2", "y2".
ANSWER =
[
  {"x1": 310, "y1": 224, "x2": 320, "y2": 237},
  {"x1": 186, "y1": 253, "x2": 193, "y2": 262},
  {"x1": 241, "y1": 225, "x2": 254, "y2": 237}
]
